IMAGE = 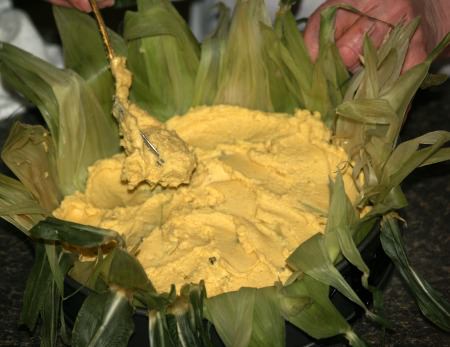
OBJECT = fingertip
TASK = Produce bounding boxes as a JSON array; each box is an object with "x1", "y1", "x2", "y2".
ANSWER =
[
  {"x1": 68, "y1": 0, "x2": 92, "y2": 12},
  {"x1": 46, "y1": 0, "x2": 74, "y2": 8},
  {"x1": 303, "y1": 0, "x2": 359, "y2": 62}
]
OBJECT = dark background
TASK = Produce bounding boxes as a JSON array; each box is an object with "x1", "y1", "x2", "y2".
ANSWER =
[{"x1": 1, "y1": 1, "x2": 449, "y2": 346}]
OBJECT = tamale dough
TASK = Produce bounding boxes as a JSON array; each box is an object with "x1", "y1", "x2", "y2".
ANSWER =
[
  {"x1": 54, "y1": 105, "x2": 359, "y2": 297},
  {"x1": 111, "y1": 57, "x2": 196, "y2": 189}
]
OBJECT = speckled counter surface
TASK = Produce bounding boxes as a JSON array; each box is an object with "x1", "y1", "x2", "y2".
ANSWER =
[{"x1": 0, "y1": 77, "x2": 449, "y2": 347}]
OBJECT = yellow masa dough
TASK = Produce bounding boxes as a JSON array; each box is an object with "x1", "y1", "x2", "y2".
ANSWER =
[
  {"x1": 111, "y1": 56, "x2": 196, "y2": 190},
  {"x1": 53, "y1": 105, "x2": 358, "y2": 297}
]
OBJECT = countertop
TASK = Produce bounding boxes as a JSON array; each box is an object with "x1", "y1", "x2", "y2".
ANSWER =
[{"x1": 0, "y1": 4, "x2": 449, "y2": 343}]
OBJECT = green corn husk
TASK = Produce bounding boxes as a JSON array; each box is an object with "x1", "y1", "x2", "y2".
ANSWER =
[
  {"x1": 287, "y1": 233, "x2": 371, "y2": 316},
  {"x1": 148, "y1": 283, "x2": 212, "y2": 347},
  {"x1": 261, "y1": 23, "x2": 304, "y2": 113},
  {"x1": 0, "y1": 43, "x2": 120, "y2": 196},
  {"x1": 192, "y1": 4, "x2": 231, "y2": 106},
  {"x1": 20, "y1": 243, "x2": 54, "y2": 331},
  {"x1": 274, "y1": 2, "x2": 313, "y2": 101},
  {"x1": 205, "y1": 286, "x2": 287, "y2": 347},
  {"x1": 123, "y1": 0, "x2": 200, "y2": 121},
  {"x1": 54, "y1": 6, "x2": 127, "y2": 118},
  {"x1": 0, "y1": 173, "x2": 46, "y2": 233},
  {"x1": 307, "y1": 6, "x2": 350, "y2": 127},
  {"x1": 1, "y1": 0, "x2": 450, "y2": 346},
  {"x1": 279, "y1": 274, "x2": 367, "y2": 347},
  {"x1": 71, "y1": 289, "x2": 134, "y2": 347},
  {"x1": 20, "y1": 243, "x2": 74, "y2": 340},
  {"x1": 326, "y1": 174, "x2": 370, "y2": 288},
  {"x1": 30, "y1": 217, "x2": 125, "y2": 249},
  {"x1": 1, "y1": 122, "x2": 60, "y2": 212},
  {"x1": 213, "y1": 0, "x2": 273, "y2": 111}
]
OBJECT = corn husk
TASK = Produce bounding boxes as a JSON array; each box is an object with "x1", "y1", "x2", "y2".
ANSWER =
[
  {"x1": 54, "y1": 6, "x2": 127, "y2": 118},
  {"x1": 0, "y1": 43, "x2": 120, "y2": 196},
  {"x1": 1, "y1": 122, "x2": 60, "y2": 211},
  {"x1": 0, "y1": 0, "x2": 449, "y2": 346},
  {"x1": 123, "y1": 0, "x2": 200, "y2": 120},
  {"x1": 0, "y1": 173, "x2": 45, "y2": 233},
  {"x1": 71, "y1": 289, "x2": 134, "y2": 347}
]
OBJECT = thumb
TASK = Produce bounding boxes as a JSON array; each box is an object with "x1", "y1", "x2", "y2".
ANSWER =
[{"x1": 67, "y1": 0, "x2": 92, "y2": 12}]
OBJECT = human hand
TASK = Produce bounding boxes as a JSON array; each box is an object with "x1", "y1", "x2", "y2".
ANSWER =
[
  {"x1": 304, "y1": 0, "x2": 450, "y2": 72},
  {"x1": 46, "y1": 0, "x2": 115, "y2": 12}
]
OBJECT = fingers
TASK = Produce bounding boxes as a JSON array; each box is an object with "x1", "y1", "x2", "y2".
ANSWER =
[
  {"x1": 47, "y1": 0, "x2": 115, "y2": 12},
  {"x1": 46, "y1": 0, "x2": 73, "y2": 8},
  {"x1": 303, "y1": 0, "x2": 434, "y2": 74},
  {"x1": 303, "y1": 1, "x2": 332, "y2": 61},
  {"x1": 304, "y1": 0, "x2": 400, "y2": 71},
  {"x1": 304, "y1": 0, "x2": 360, "y2": 62},
  {"x1": 336, "y1": 17, "x2": 390, "y2": 72},
  {"x1": 334, "y1": 7, "x2": 361, "y2": 40}
]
